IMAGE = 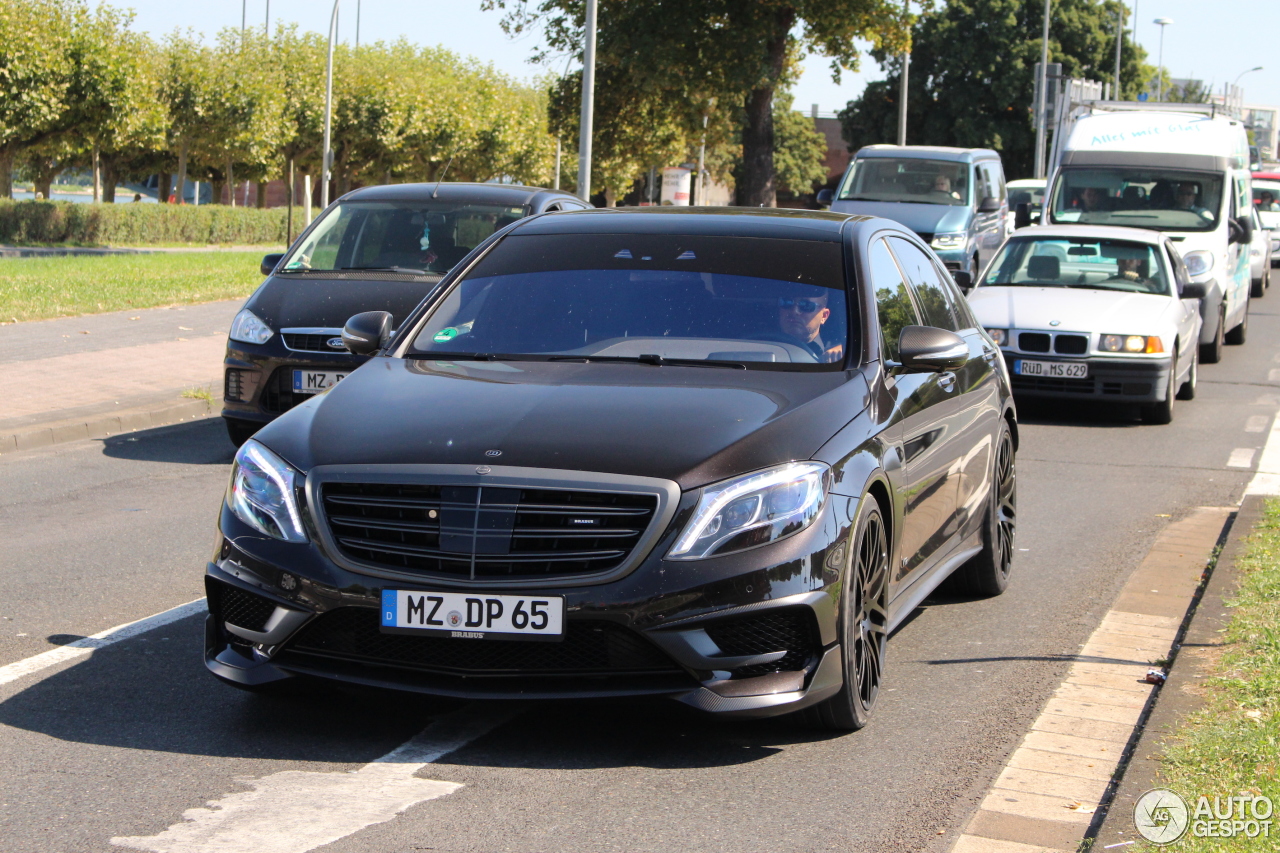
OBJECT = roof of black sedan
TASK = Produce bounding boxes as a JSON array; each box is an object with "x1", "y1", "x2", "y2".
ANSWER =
[
  {"x1": 514, "y1": 206, "x2": 873, "y2": 242},
  {"x1": 338, "y1": 182, "x2": 579, "y2": 205}
]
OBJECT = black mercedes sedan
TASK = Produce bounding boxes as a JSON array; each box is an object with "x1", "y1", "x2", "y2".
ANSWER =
[
  {"x1": 221, "y1": 182, "x2": 590, "y2": 446},
  {"x1": 206, "y1": 207, "x2": 1017, "y2": 730}
]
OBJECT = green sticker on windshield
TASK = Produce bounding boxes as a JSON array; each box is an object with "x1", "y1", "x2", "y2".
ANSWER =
[{"x1": 433, "y1": 328, "x2": 459, "y2": 343}]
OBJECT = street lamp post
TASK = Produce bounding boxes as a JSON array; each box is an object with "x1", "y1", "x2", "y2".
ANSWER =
[
  {"x1": 1154, "y1": 18, "x2": 1172, "y2": 101},
  {"x1": 1033, "y1": 0, "x2": 1050, "y2": 178},
  {"x1": 321, "y1": 0, "x2": 340, "y2": 210},
  {"x1": 576, "y1": 0, "x2": 598, "y2": 203},
  {"x1": 896, "y1": 0, "x2": 909, "y2": 146}
]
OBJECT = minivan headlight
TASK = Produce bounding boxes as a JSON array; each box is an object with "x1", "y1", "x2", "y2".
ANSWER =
[
  {"x1": 229, "y1": 308, "x2": 274, "y2": 345},
  {"x1": 931, "y1": 232, "x2": 967, "y2": 250},
  {"x1": 226, "y1": 440, "x2": 307, "y2": 542},
  {"x1": 1183, "y1": 250, "x2": 1214, "y2": 278},
  {"x1": 668, "y1": 462, "x2": 829, "y2": 560}
]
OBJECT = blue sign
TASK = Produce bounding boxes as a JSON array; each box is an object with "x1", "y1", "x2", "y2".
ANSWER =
[{"x1": 1138, "y1": 92, "x2": 1149, "y2": 102}]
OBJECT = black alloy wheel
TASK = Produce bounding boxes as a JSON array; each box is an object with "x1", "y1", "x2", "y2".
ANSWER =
[
  {"x1": 1226, "y1": 299, "x2": 1249, "y2": 345},
  {"x1": 945, "y1": 424, "x2": 1016, "y2": 596},
  {"x1": 1200, "y1": 304, "x2": 1225, "y2": 364},
  {"x1": 1142, "y1": 358, "x2": 1177, "y2": 425},
  {"x1": 1176, "y1": 345, "x2": 1198, "y2": 401},
  {"x1": 803, "y1": 498, "x2": 890, "y2": 731}
]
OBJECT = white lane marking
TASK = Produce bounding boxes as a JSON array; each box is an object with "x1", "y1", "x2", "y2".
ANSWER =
[
  {"x1": 1269, "y1": 368, "x2": 1280, "y2": 382},
  {"x1": 1227, "y1": 448, "x2": 1257, "y2": 469},
  {"x1": 110, "y1": 703, "x2": 520, "y2": 853},
  {"x1": 0, "y1": 598, "x2": 206, "y2": 687},
  {"x1": 1246, "y1": 415, "x2": 1270, "y2": 433},
  {"x1": 1247, "y1": 409, "x2": 1280, "y2": 495},
  {"x1": 1255, "y1": 393, "x2": 1280, "y2": 406}
]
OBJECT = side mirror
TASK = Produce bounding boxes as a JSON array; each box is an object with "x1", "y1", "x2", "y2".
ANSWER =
[
  {"x1": 952, "y1": 270, "x2": 974, "y2": 292},
  {"x1": 260, "y1": 253, "x2": 285, "y2": 276},
  {"x1": 816, "y1": 188, "x2": 834, "y2": 207},
  {"x1": 979, "y1": 196, "x2": 1001, "y2": 213},
  {"x1": 897, "y1": 325, "x2": 969, "y2": 372},
  {"x1": 1014, "y1": 202, "x2": 1032, "y2": 229},
  {"x1": 1233, "y1": 215, "x2": 1254, "y2": 246},
  {"x1": 342, "y1": 311, "x2": 393, "y2": 356},
  {"x1": 1179, "y1": 281, "x2": 1207, "y2": 299}
]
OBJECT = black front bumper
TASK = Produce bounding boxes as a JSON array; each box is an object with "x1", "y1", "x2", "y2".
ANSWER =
[
  {"x1": 204, "y1": 495, "x2": 853, "y2": 718},
  {"x1": 222, "y1": 338, "x2": 371, "y2": 428},
  {"x1": 1006, "y1": 354, "x2": 1172, "y2": 403}
]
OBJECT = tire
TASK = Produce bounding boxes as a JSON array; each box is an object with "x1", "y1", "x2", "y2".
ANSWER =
[
  {"x1": 945, "y1": 423, "x2": 1016, "y2": 597},
  {"x1": 801, "y1": 496, "x2": 890, "y2": 731},
  {"x1": 1142, "y1": 358, "x2": 1177, "y2": 425},
  {"x1": 1226, "y1": 299, "x2": 1249, "y2": 345},
  {"x1": 1252, "y1": 273, "x2": 1266, "y2": 298},
  {"x1": 1176, "y1": 345, "x2": 1198, "y2": 401},
  {"x1": 1200, "y1": 304, "x2": 1225, "y2": 364},
  {"x1": 224, "y1": 417, "x2": 260, "y2": 448}
]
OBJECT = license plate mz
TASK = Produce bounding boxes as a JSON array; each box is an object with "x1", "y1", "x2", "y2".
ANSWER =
[
  {"x1": 380, "y1": 590, "x2": 566, "y2": 641},
  {"x1": 1016, "y1": 360, "x2": 1088, "y2": 378},
  {"x1": 293, "y1": 370, "x2": 349, "y2": 394}
]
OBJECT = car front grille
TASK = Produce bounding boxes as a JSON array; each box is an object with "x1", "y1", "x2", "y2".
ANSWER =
[
  {"x1": 1011, "y1": 375, "x2": 1095, "y2": 394},
  {"x1": 704, "y1": 609, "x2": 818, "y2": 678},
  {"x1": 1054, "y1": 334, "x2": 1089, "y2": 355},
  {"x1": 283, "y1": 331, "x2": 345, "y2": 353},
  {"x1": 259, "y1": 367, "x2": 308, "y2": 414},
  {"x1": 320, "y1": 482, "x2": 658, "y2": 581},
  {"x1": 1018, "y1": 332, "x2": 1051, "y2": 352},
  {"x1": 280, "y1": 607, "x2": 684, "y2": 676},
  {"x1": 212, "y1": 580, "x2": 277, "y2": 632}
]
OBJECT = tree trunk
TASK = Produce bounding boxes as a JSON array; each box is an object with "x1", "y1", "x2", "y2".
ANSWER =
[
  {"x1": 738, "y1": 10, "x2": 794, "y2": 208},
  {"x1": 92, "y1": 146, "x2": 101, "y2": 203},
  {"x1": 175, "y1": 139, "x2": 188, "y2": 204},
  {"x1": 210, "y1": 178, "x2": 225, "y2": 207},
  {"x1": 102, "y1": 159, "x2": 118, "y2": 203},
  {"x1": 226, "y1": 157, "x2": 235, "y2": 207},
  {"x1": 34, "y1": 175, "x2": 53, "y2": 200},
  {"x1": 603, "y1": 186, "x2": 616, "y2": 208},
  {"x1": 0, "y1": 151, "x2": 12, "y2": 199},
  {"x1": 158, "y1": 171, "x2": 171, "y2": 203},
  {"x1": 256, "y1": 180, "x2": 268, "y2": 209}
]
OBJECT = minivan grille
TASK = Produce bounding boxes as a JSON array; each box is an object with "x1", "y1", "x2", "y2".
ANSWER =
[
  {"x1": 283, "y1": 332, "x2": 344, "y2": 353},
  {"x1": 320, "y1": 483, "x2": 658, "y2": 580}
]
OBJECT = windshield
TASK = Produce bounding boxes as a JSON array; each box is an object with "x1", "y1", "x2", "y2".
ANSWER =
[
  {"x1": 1008, "y1": 182, "x2": 1045, "y2": 212},
  {"x1": 407, "y1": 234, "x2": 850, "y2": 369},
  {"x1": 282, "y1": 200, "x2": 527, "y2": 275},
  {"x1": 838, "y1": 157, "x2": 970, "y2": 206},
  {"x1": 1049, "y1": 168, "x2": 1223, "y2": 232},
  {"x1": 981, "y1": 236, "x2": 1172, "y2": 295},
  {"x1": 1254, "y1": 181, "x2": 1280, "y2": 226}
]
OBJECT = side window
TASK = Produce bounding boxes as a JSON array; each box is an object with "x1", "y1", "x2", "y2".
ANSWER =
[
  {"x1": 544, "y1": 203, "x2": 562, "y2": 212},
  {"x1": 990, "y1": 161, "x2": 1007, "y2": 201},
  {"x1": 888, "y1": 237, "x2": 961, "y2": 331},
  {"x1": 869, "y1": 238, "x2": 920, "y2": 361}
]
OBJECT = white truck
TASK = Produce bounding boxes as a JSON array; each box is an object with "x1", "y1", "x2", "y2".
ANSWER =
[{"x1": 1042, "y1": 108, "x2": 1254, "y2": 362}]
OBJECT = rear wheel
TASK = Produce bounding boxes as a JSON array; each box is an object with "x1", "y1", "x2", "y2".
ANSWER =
[
  {"x1": 945, "y1": 423, "x2": 1016, "y2": 597},
  {"x1": 1200, "y1": 304, "x2": 1225, "y2": 364},
  {"x1": 1226, "y1": 299, "x2": 1249, "y2": 345},
  {"x1": 802, "y1": 497, "x2": 889, "y2": 731}
]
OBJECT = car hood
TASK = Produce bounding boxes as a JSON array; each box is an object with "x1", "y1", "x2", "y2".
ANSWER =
[
  {"x1": 967, "y1": 286, "x2": 1178, "y2": 335},
  {"x1": 244, "y1": 274, "x2": 444, "y2": 331},
  {"x1": 828, "y1": 200, "x2": 972, "y2": 234},
  {"x1": 255, "y1": 358, "x2": 870, "y2": 490}
]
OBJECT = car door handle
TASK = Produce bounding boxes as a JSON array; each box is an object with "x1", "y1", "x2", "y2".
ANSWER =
[
  {"x1": 938, "y1": 372, "x2": 957, "y2": 391},
  {"x1": 982, "y1": 348, "x2": 997, "y2": 363}
]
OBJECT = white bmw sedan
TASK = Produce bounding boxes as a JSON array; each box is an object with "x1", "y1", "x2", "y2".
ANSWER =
[{"x1": 968, "y1": 224, "x2": 1204, "y2": 424}]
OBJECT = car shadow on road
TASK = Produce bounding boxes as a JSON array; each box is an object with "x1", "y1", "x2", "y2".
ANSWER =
[
  {"x1": 0, "y1": 613, "x2": 844, "y2": 771},
  {"x1": 100, "y1": 418, "x2": 234, "y2": 466},
  {"x1": 1013, "y1": 397, "x2": 1146, "y2": 428}
]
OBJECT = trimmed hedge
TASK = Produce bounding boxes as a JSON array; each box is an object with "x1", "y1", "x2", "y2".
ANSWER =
[{"x1": 0, "y1": 200, "x2": 288, "y2": 246}]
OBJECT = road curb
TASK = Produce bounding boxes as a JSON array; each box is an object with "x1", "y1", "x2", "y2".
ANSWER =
[
  {"x1": 1088, "y1": 495, "x2": 1263, "y2": 850},
  {"x1": 0, "y1": 395, "x2": 216, "y2": 455}
]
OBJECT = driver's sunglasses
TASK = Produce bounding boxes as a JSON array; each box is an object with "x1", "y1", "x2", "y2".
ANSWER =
[{"x1": 779, "y1": 297, "x2": 822, "y2": 313}]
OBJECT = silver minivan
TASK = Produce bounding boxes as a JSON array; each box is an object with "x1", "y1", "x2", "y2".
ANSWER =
[{"x1": 820, "y1": 145, "x2": 1010, "y2": 286}]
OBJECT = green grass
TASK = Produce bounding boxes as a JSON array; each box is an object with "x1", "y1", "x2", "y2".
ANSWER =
[
  {"x1": 1143, "y1": 499, "x2": 1280, "y2": 849},
  {"x1": 0, "y1": 252, "x2": 267, "y2": 322}
]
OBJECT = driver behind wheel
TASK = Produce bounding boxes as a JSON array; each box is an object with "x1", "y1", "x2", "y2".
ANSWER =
[{"x1": 777, "y1": 287, "x2": 843, "y2": 363}]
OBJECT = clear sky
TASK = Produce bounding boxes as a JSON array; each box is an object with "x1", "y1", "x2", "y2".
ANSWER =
[{"x1": 112, "y1": 0, "x2": 1278, "y2": 116}]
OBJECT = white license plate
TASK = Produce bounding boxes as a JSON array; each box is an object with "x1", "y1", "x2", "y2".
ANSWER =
[
  {"x1": 1016, "y1": 360, "x2": 1088, "y2": 378},
  {"x1": 380, "y1": 590, "x2": 565, "y2": 641},
  {"x1": 292, "y1": 370, "x2": 349, "y2": 394}
]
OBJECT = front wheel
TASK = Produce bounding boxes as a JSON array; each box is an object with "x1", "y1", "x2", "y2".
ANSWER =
[
  {"x1": 1200, "y1": 304, "x2": 1225, "y2": 364},
  {"x1": 1176, "y1": 346, "x2": 1198, "y2": 401},
  {"x1": 801, "y1": 497, "x2": 890, "y2": 731},
  {"x1": 1225, "y1": 299, "x2": 1249, "y2": 345},
  {"x1": 945, "y1": 423, "x2": 1016, "y2": 597}
]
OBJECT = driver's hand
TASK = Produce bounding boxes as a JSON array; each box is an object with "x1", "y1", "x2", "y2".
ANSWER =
[{"x1": 822, "y1": 343, "x2": 844, "y2": 363}]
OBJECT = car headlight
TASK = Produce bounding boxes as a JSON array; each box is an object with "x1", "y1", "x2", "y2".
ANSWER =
[
  {"x1": 668, "y1": 462, "x2": 829, "y2": 560},
  {"x1": 1183, "y1": 250, "x2": 1214, "y2": 278},
  {"x1": 985, "y1": 328, "x2": 1007, "y2": 346},
  {"x1": 229, "y1": 308, "x2": 274, "y2": 345},
  {"x1": 227, "y1": 440, "x2": 307, "y2": 542},
  {"x1": 931, "y1": 232, "x2": 967, "y2": 250},
  {"x1": 1100, "y1": 334, "x2": 1164, "y2": 354}
]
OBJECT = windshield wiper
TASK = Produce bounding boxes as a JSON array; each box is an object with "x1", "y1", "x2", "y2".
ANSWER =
[
  {"x1": 545, "y1": 354, "x2": 746, "y2": 369},
  {"x1": 341, "y1": 266, "x2": 430, "y2": 276}
]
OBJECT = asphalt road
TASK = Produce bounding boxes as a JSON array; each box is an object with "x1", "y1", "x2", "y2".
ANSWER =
[{"x1": 1, "y1": 301, "x2": 1275, "y2": 853}]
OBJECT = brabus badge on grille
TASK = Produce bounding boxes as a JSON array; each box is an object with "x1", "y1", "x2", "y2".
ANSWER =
[
  {"x1": 327, "y1": 337, "x2": 345, "y2": 349},
  {"x1": 485, "y1": 449, "x2": 502, "y2": 457},
  {"x1": 475, "y1": 466, "x2": 492, "y2": 475}
]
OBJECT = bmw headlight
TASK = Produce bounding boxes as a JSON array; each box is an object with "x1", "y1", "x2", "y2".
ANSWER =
[
  {"x1": 985, "y1": 328, "x2": 1008, "y2": 346},
  {"x1": 229, "y1": 308, "x2": 274, "y2": 345},
  {"x1": 931, "y1": 232, "x2": 967, "y2": 251},
  {"x1": 226, "y1": 440, "x2": 307, "y2": 542},
  {"x1": 1183, "y1": 250, "x2": 1214, "y2": 278},
  {"x1": 1100, "y1": 334, "x2": 1163, "y2": 354},
  {"x1": 668, "y1": 462, "x2": 829, "y2": 560}
]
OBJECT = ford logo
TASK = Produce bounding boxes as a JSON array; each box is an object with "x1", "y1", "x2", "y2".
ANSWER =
[{"x1": 327, "y1": 337, "x2": 345, "y2": 349}]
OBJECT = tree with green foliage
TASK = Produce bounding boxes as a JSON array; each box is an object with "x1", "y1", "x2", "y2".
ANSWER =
[{"x1": 839, "y1": 0, "x2": 1151, "y2": 179}]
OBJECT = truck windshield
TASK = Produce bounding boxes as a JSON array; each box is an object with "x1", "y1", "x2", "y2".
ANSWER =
[
  {"x1": 837, "y1": 158, "x2": 970, "y2": 206},
  {"x1": 981, "y1": 236, "x2": 1172, "y2": 296},
  {"x1": 408, "y1": 234, "x2": 850, "y2": 369},
  {"x1": 1049, "y1": 168, "x2": 1223, "y2": 232},
  {"x1": 281, "y1": 201, "x2": 527, "y2": 275}
]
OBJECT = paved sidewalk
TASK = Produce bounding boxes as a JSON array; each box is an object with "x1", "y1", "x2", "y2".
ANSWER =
[{"x1": 0, "y1": 300, "x2": 241, "y2": 453}]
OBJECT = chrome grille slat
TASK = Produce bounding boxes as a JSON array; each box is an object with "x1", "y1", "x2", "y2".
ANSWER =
[{"x1": 337, "y1": 536, "x2": 626, "y2": 563}]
